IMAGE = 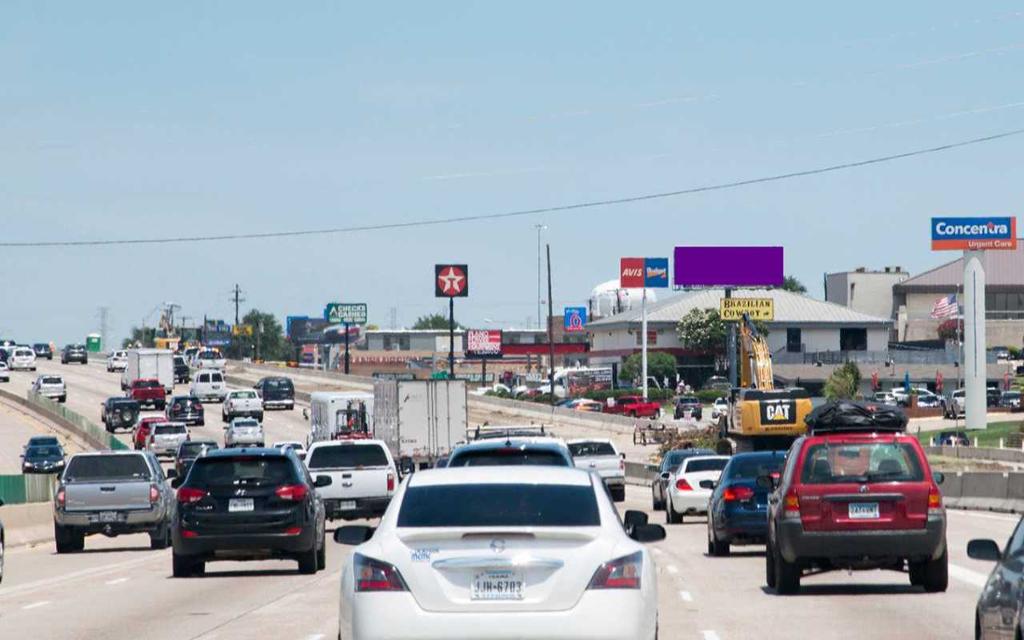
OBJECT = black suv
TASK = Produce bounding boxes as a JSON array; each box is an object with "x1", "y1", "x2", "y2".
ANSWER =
[
  {"x1": 170, "y1": 448, "x2": 330, "y2": 577},
  {"x1": 100, "y1": 397, "x2": 141, "y2": 433},
  {"x1": 32, "y1": 343, "x2": 53, "y2": 360},
  {"x1": 173, "y1": 355, "x2": 190, "y2": 384},
  {"x1": 674, "y1": 396, "x2": 703, "y2": 420},
  {"x1": 253, "y1": 376, "x2": 295, "y2": 410},
  {"x1": 61, "y1": 344, "x2": 88, "y2": 365},
  {"x1": 167, "y1": 395, "x2": 204, "y2": 426}
]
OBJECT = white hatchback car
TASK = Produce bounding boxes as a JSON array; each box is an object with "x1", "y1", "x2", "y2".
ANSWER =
[
  {"x1": 665, "y1": 455, "x2": 730, "y2": 524},
  {"x1": 9, "y1": 347, "x2": 37, "y2": 371},
  {"x1": 224, "y1": 417, "x2": 264, "y2": 448},
  {"x1": 333, "y1": 466, "x2": 663, "y2": 640}
]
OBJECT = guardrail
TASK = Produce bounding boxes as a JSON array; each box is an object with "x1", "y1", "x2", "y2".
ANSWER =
[{"x1": 0, "y1": 473, "x2": 55, "y2": 505}]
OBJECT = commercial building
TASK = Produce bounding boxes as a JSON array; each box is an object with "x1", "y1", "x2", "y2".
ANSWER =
[{"x1": 825, "y1": 266, "x2": 909, "y2": 320}]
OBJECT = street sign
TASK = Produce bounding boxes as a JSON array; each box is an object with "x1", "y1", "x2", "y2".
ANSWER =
[
  {"x1": 435, "y1": 264, "x2": 469, "y2": 297},
  {"x1": 931, "y1": 216, "x2": 1017, "y2": 251},
  {"x1": 232, "y1": 324, "x2": 254, "y2": 336},
  {"x1": 563, "y1": 307, "x2": 588, "y2": 332},
  {"x1": 619, "y1": 257, "x2": 644, "y2": 288},
  {"x1": 324, "y1": 303, "x2": 368, "y2": 325},
  {"x1": 674, "y1": 246, "x2": 784, "y2": 287},
  {"x1": 719, "y1": 297, "x2": 774, "y2": 321},
  {"x1": 644, "y1": 258, "x2": 669, "y2": 288},
  {"x1": 465, "y1": 329, "x2": 503, "y2": 359}
]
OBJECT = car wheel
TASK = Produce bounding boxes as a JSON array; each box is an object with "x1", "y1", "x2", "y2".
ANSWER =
[
  {"x1": 611, "y1": 485, "x2": 625, "y2": 502},
  {"x1": 316, "y1": 535, "x2": 327, "y2": 570},
  {"x1": 197, "y1": 419, "x2": 205, "y2": 427},
  {"x1": 222, "y1": 412, "x2": 229, "y2": 423},
  {"x1": 765, "y1": 537, "x2": 777, "y2": 589},
  {"x1": 916, "y1": 549, "x2": 948, "y2": 593},
  {"x1": 666, "y1": 499, "x2": 682, "y2": 525},
  {"x1": 172, "y1": 552, "x2": 199, "y2": 578},
  {"x1": 774, "y1": 544, "x2": 800, "y2": 594},
  {"x1": 297, "y1": 544, "x2": 319, "y2": 575},
  {"x1": 58, "y1": 396, "x2": 66, "y2": 403},
  {"x1": 54, "y1": 524, "x2": 77, "y2": 554},
  {"x1": 150, "y1": 523, "x2": 170, "y2": 550},
  {"x1": 707, "y1": 519, "x2": 730, "y2": 556}
]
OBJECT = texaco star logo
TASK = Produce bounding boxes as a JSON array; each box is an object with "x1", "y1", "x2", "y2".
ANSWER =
[{"x1": 437, "y1": 266, "x2": 466, "y2": 296}]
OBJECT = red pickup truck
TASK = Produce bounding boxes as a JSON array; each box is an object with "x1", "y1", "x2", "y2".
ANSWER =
[
  {"x1": 604, "y1": 395, "x2": 662, "y2": 418},
  {"x1": 128, "y1": 378, "x2": 166, "y2": 410}
]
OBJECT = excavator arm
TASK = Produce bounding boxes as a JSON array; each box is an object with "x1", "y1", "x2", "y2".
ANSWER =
[{"x1": 738, "y1": 313, "x2": 774, "y2": 391}]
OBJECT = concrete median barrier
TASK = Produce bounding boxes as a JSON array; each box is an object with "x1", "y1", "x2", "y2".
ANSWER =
[
  {"x1": 0, "y1": 387, "x2": 128, "y2": 453},
  {"x1": 0, "y1": 501, "x2": 54, "y2": 548}
]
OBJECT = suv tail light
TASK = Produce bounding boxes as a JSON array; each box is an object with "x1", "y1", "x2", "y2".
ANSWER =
[
  {"x1": 588, "y1": 551, "x2": 642, "y2": 589},
  {"x1": 386, "y1": 472, "x2": 395, "y2": 493},
  {"x1": 275, "y1": 484, "x2": 309, "y2": 501},
  {"x1": 177, "y1": 487, "x2": 208, "y2": 504},
  {"x1": 675, "y1": 478, "x2": 692, "y2": 491},
  {"x1": 355, "y1": 553, "x2": 408, "y2": 592},
  {"x1": 928, "y1": 486, "x2": 943, "y2": 515},
  {"x1": 149, "y1": 485, "x2": 160, "y2": 504},
  {"x1": 723, "y1": 486, "x2": 755, "y2": 502},
  {"x1": 783, "y1": 489, "x2": 801, "y2": 519}
]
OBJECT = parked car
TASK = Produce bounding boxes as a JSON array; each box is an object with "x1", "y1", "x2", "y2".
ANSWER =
[
  {"x1": 61, "y1": 344, "x2": 88, "y2": 365},
  {"x1": 604, "y1": 395, "x2": 662, "y2": 419},
  {"x1": 968, "y1": 521, "x2": 1024, "y2": 638},
  {"x1": 567, "y1": 439, "x2": 626, "y2": 502},
  {"x1": 22, "y1": 444, "x2": 66, "y2": 474},
  {"x1": 32, "y1": 343, "x2": 53, "y2": 360},
  {"x1": 106, "y1": 350, "x2": 128, "y2": 372},
  {"x1": 673, "y1": 396, "x2": 703, "y2": 420},
  {"x1": 222, "y1": 389, "x2": 263, "y2": 422},
  {"x1": 146, "y1": 421, "x2": 190, "y2": 457},
  {"x1": 945, "y1": 389, "x2": 966, "y2": 419},
  {"x1": 665, "y1": 455, "x2": 730, "y2": 524},
  {"x1": 127, "y1": 378, "x2": 166, "y2": 410},
  {"x1": 31, "y1": 374, "x2": 66, "y2": 402},
  {"x1": 191, "y1": 348, "x2": 226, "y2": 371},
  {"x1": 174, "y1": 439, "x2": 219, "y2": 479},
  {"x1": 916, "y1": 391, "x2": 942, "y2": 408},
  {"x1": 100, "y1": 397, "x2": 140, "y2": 433},
  {"x1": 1001, "y1": 390, "x2": 1022, "y2": 411},
  {"x1": 988, "y1": 387, "x2": 1003, "y2": 408},
  {"x1": 0, "y1": 361, "x2": 9, "y2": 383},
  {"x1": 305, "y1": 439, "x2": 397, "y2": 521},
  {"x1": 564, "y1": 398, "x2": 603, "y2": 412},
  {"x1": 872, "y1": 391, "x2": 897, "y2": 405},
  {"x1": 704, "y1": 375, "x2": 731, "y2": 392},
  {"x1": 133, "y1": 416, "x2": 166, "y2": 450},
  {"x1": 173, "y1": 355, "x2": 190, "y2": 384},
  {"x1": 190, "y1": 370, "x2": 227, "y2": 403},
  {"x1": 170, "y1": 447, "x2": 329, "y2": 577},
  {"x1": 930, "y1": 430, "x2": 970, "y2": 447},
  {"x1": 332, "y1": 467, "x2": 664, "y2": 640},
  {"x1": 706, "y1": 451, "x2": 786, "y2": 555},
  {"x1": 273, "y1": 441, "x2": 307, "y2": 461},
  {"x1": 224, "y1": 417, "x2": 264, "y2": 448},
  {"x1": 253, "y1": 376, "x2": 295, "y2": 410},
  {"x1": 651, "y1": 448, "x2": 717, "y2": 510},
  {"x1": 53, "y1": 451, "x2": 173, "y2": 552},
  {"x1": 765, "y1": 401, "x2": 947, "y2": 594},
  {"x1": 447, "y1": 438, "x2": 574, "y2": 467},
  {"x1": 166, "y1": 395, "x2": 205, "y2": 426},
  {"x1": 9, "y1": 346, "x2": 37, "y2": 371}
]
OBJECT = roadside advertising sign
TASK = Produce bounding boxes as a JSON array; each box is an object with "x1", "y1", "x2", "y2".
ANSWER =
[
  {"x1": 435, "y1": 264, "x2": 469, "y2": 297},
  {"x1": 930, "y1": 216, "x2": 1017, "y2": 251},
  {"x1": 673, "y1": 246, "x2": 784, "y2": 287},
  {"x1": 565, "y1": 368, "x2": 613, "y2": 397},
  {"x1": 232, "y1": 324, "x2": 254, "y2": 336},
  {"x1": 619, "y1": 257, "x2": 645, "y2": 288},
  {"x1": 563, "y1": 307, "x2": 588, "y2": 332},
  {"x1": 289, "y1": 318, "x2": 330, "y2": 344},
  {"x1": 644, "y1": 258, "x2": 669, "y2": 287},
  {"x1": 719, "y1": 297, "x2": 775, "y2": 321},
  {"x1": 465, "y1": 329, "x2": 503, "y2": 359},
  {"x1": 324, "y1": 303, "x2": 368, "y2": 325}
]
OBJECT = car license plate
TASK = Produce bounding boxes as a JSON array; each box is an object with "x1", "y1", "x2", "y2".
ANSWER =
[
  {"x1": 99, "y1": 511, "x2": 118, "y2": 523},
  {"x1": 472, "y1": 570, "x2": 524, "y2": 601},
  {"x1": 339, "y1": 500, "x2": 357, "y2": 510},
  {"x1": 229, "y1": 498, "x2": 254, "y2": 512},
  {"x1": 849, "y1": 502, "x2": 879, "y2": 519}
]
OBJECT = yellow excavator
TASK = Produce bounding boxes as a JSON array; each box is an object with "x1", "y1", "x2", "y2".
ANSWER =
[{"x1": 722, "y1": 313, "x2": 812, "y2": 453}]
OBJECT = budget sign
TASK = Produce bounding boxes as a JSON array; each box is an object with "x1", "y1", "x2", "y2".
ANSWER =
[{"x1": 931, "y1": 217, "x2": 1017, "y2": 251}]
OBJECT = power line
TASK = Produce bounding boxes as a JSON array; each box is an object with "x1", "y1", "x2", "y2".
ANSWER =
[{"x1": 3, "y1": 127, "x2": 1023, "y2": 249}]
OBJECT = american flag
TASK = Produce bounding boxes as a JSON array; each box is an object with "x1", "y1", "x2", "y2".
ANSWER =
[{"x1": 930, "y1": 294, "x2": 958, "y2": 319}]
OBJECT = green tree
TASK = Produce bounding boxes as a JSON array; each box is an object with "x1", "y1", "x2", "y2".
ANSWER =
[
  {"x1": 225, "y1": 310, "x2": 290, "y2": 361},
  {"x1": 620, "y1": 351, "x2": 678, "y2": 386},
  {"x1": 122, "y1": 326, "x2": 156, "y2": 348},
  {"x1": 782, "y1": 275, "x2": 808, "y2": 294},
  {"x1": 676, "y1": 308, "x2": 727, "y2": 355},
  {"x1": 412, "y1": 313, "x2": 462, "y2": 330},
  {"x1": 824, "y1": 362, "x2": 862, "y2": 400}
]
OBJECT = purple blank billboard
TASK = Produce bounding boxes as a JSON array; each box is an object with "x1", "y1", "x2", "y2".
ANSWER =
[{"x1": 673, "y1": 246, "x2": 784, "y2": 287}]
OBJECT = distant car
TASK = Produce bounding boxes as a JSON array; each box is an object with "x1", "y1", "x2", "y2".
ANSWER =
[
  {"x1": 1001, "y1": 390, "x2": 1022, "y2": 411},
  {"x1": 100, "y1": 397, "x2": 141, "y2": 433},
  {"x1": 711, "y1": 397, "x2": 729, "y2": 421},
  {"x1": 567, "y1": 439, "x2": 625, "y2": 502},
  {"x1": 166, "y1": 395, "x2": 205, "y2": 426},
  {"x1": 224, "y1": 417, "x2": 264, "y2": 448},
  {"x1": 172, "y1": 355, "x2": 190, "y2": 383},
  {"x1": 146, "y1": 422, "x2": 190, "y2": 457},
  {"x1": 25, "y1": 435, "x2": 59, "y2": 450},
  {"x1": 945, "y1": 389, "x2": 966, "y2": 419},
  {"x1": 665, "y1": 455, "x2": 730, "y2": 524},
  {"x1": 273, "y1": 441, "x2": 307, "y2": 461},
  {"x1": 916, "y1": 391, "x2": 942, "y2": 408},
  {"x1": 673, "y1": 396, "x2": 703, "y2": 420},
  {"x1": 128, "y1": 378, "x2": 166, "y2": 410},
  {"x1": 707, "y1": 451, "x2": 786, "y2": 555},
  {"x1": 604, "y1": 395, "x2": 662, "y2": 419},
  {"x1": 930, "y1": 430, "x2": 970, "y2": 447},
  {"x1": 564, "y1": 398, "x2": 603, "y2": 412},
  {"x1": 988, "y1": 387, "x2": 1003, "y2": 408},
  {"x1": 222, "y1": 389, "x2": 263, "y2": 422},
  {"x1": 191, "y1": 349, "x2": 226, "y2": 371},
  {"x1": 872, "y1": 391, "x2": 897, "y2": 406},
  {"x1": 253, "y1": 376, "x2": 295, "y2": 410},
  {"x1": 891, "y1": 388, "x2": 910, "y2": 406},
  {"x1": 22, "y1": 444, "x2": 66, "y2": 474},
  {"x1": 61, "y1": 344, "x2": 88, "y2": 365},
  {"x1": 992, "y1": 346, "x2": 1012, "y2": 361},
  {"x1": 174, "y1": 439, "x2": 218, "y2": 478},
  {"x1": 106, "y1": 350, "x2": 128, "y2": 372},
  {"x1": 305, "y1": 439, "x2": 397, "y2": 521},
  {"x1": 704, "y1": 375, "x2": 731, "y2": 392},
  {"x1": 31, "y1": 374, "x2": 66, "y2": 402},
  {"x1": 651, "y1": 448, "x2": 717, "y2": 511},
  {"x1": 32, "y1": 343, "x2": 53, "y2": 360},
  {"x1": 447, "y1": 438, "x2": 574, "y2": 467},
  {"x1": 190, "y1": 370, "x2": 227, "y2": 403},
  {"x1": 9, "y1": 346, "x2": 37, "y2": 371},
  {"x1": 133, "y1": 416, "x2": 166, "y2": 450},
  {"x1": 0, "y1": 361, "x2": 8, "y2": 383}
]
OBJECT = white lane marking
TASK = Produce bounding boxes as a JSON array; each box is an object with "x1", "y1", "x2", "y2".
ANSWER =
[
  {"x1": 947, "y1": 510, "x2": 1020, "y2": 522},
  {"x1": 0, "y1": 553, "x2": 161, "y2": 600},
  {"x1": 667, "y1": 564, "x2": 679, "y2": 575},
  {"x1": 949, "y1": 563, "x2": 989, "y2": 588},
  {"x1": 306, "y1": 635, "x2": 325, "y2": 640},
  {"x1": 105, "y1": 577, "x2": 130, "y2": 586},
  {"x1": 679, "y1": 590, "x2": 693, "y2": 602},
  {"x1": 702, "y1": 631, "x2": 721, "y2": 640},
  {"x1": 22, "y1": 600, "x2": 51, "y2": 610}
]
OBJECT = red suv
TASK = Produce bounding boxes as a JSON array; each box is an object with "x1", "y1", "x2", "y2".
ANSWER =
[{"x1": 764, "y1": 401, "x2": 947, "y2": 594}]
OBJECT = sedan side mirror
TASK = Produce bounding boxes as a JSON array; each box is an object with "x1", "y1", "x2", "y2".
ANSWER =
[
  {"x1": 660, "y1": 471, "x2": 670, "y2": 480},
  {"x1": 314, "y1": 475, "x2": 332, "y2": 488},
  {"x1": 620, "y1": 452, "x2": 626, "y2": 460},
  {"x1": 302, "y1": 408, "x2": 310, "y2": 421},
  {"x1": 629, "y1": 524, "x2": 667, "y2": 543},
  {"x1": 699, "y1": 480, "x2": 716, "y2": 490},
  {"x1": 166, "y1": 469, "x2": 178, "y2": 479},
  {"x1": 334, "y1": 525, "x2": 375, "y2": 545},
  {"x1": 932, "y1": 471, "x2": 945, "y2": 485},
  {"x1": 170, "y1": 477, "x2": 183, "y2": 489},
  {"x1": 967, "y1": 539, "x2": 1002, "y2": 562}
]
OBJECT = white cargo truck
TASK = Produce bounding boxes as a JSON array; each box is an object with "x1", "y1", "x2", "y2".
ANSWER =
[
  {"x1": 120, "y1": 349, "x2": 175, "y2": 394},
  {"x1": 306, "y1": 391, "x2": 374, "y2": 446},
  {"x1": 373, "y1": 379, "x2": 468, "y2": 472}
]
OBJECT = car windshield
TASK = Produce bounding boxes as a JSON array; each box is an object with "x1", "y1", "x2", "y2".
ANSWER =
[
  {"x1": 209, "y1": 373, "x2": 224, "y2": 383},
  {"x1": 265, "y1": 378, "x2": 293, "y2": 390},
  {"x1": 26, "y1": 446, "x2": 62, "y2": 459},
  {"x1": 397, "y1": 483, "x2": 600, "y2": 527},
  {"x1": 179, "y1": 442, "x2": 217, "y2": 456},
  {"x1": 1005, "y1": 392, "x2": 1021, "y2": 398},
  {"x1": 800, "y1": 442, "x2": 925, "y2": 484},
  {"x1": 307, "y1": 444, "x2": 388, "y2": 469},
  {"x1": 448, "y1": 448, "x2": 569, "y2": 467},
  {"x1": 15, "y1": 349, "x2": 33, "y2": 357},
  {"x1": 663, "y1": 449, "x2": 715, "y2": 471},
  {"x1": 29, "y1": 436, "x2": 59, "y2": 447},
  {"x1": 188, "y1": 457, "x2": 298, "y2": 487},
  {"x1": 683, "y1": 458, "x2": 728, "y2": 473},
  {"x1": 724, "y1": 455, "x2": 785, "y2": 480},
  {"x1": 64, "y1": 455, "x2": 151, "y2": 481},
  {"x1": 567, "y1": 441, "x2": 616, "y2": 457},
  {"x1": 41, "y1": 376, "x2": 62, "y2": 384}
]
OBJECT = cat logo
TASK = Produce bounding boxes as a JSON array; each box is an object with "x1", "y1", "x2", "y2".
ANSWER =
[{"x1": 765, "y1": 403, "x2": 791, "y2": 422}]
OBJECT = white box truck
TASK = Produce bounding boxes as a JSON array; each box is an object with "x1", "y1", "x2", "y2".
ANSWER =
[
  {"x1": 373, "y1": 379, "x2": 468, "y2": 471},
  {"x1": 121, "y1": 349, "x2": 175, "y2": 394},
  {"x1": 306, "y1": 391, "x2": 374, "y2": 446}
]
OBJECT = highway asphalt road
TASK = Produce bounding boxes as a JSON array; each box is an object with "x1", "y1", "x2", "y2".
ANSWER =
[{"x1": 0, "y1": 389, "x2": 83, "y2": 474}]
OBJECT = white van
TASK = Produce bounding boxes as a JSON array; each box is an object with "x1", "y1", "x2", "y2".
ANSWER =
[{"x1": 190, "y1": 370, "x2": 227, "y2": 403}]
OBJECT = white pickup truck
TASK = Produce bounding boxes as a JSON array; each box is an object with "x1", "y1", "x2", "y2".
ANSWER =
[
  {"x1": 305, "y1": 439, "x2": 396, "y2": 521},
  {"x1": 222, "y1": 389, "x2": 264, "y2": 422},
  {"x1": 567, "y1": 438, "x2": 626, "y2": 502}
]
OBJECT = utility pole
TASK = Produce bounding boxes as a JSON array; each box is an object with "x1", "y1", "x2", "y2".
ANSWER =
[
  {"x1": 389, "y1": 306, "x2": 398, "y2": 330},
  {"x1": 97, "y1": 307, "x2": 109, "y2": 353},
  {"x1": 535, "y1": 224, "x2": 547, "y2": 329},
  {"x1": 230, "y1": 284, "x2": 245, "y2": 326},
  {"x1": 546, "y1": 243, "x2": 556, "y2": 406}
]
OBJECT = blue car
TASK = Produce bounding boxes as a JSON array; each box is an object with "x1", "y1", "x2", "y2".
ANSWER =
[{"x1": 706, "y1": 450, "x2": 786, "y2": 556}]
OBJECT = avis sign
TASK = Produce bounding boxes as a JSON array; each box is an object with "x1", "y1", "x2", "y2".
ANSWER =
[
  {"x1": 931, "y1": 217, "x2": 1017, "y2": 251},
  {"x1": 620, "y1": 257, "x2": 669, "y2": 288}
]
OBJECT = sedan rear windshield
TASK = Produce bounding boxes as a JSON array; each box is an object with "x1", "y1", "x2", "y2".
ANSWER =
[
  {"x1": 265, "y1": 379, "x2": 293, "y2": 390},
  {"x1": 567, "y1": 442, "x2": 616, "y2": 457},
  {"x1": 684, "y1": 458, "x2": 728, "y2": 473},
  {"x1": 41, "y1": 376, "x2": 62, "y2": 384},
  {"x1": 187, "y1": 457, "x2": 298, "y2": 487},
  {"x1": 134, "y1": 379, "x2": 161, "y2": 388},
  {"x1": 448, "y1": 449, "x2": 569, "y2": 467},
  {"x1": 307, "y1": 444, "x2": 388, "y2": 469},
  {"x1": 678, "y1": 397, "x2": 699, "y2": 405},
  {"x1": 231, "y1": 391, "x2": 257, "y2": 399},
  {"x1": 398, "y1": 484, "x2": 600, "y2": 527},
  {"x1": 65, "y1": 455, "x2": 151, "y2": 481},
  {"x1": 179, "y1": 442, "x2": 218, "y2": 457},
  {"x1": 800, "y1": 442, "x2": 925, "y2": 484},
  {"x1": 725, "y1": 456, "x2": 785, "y2": 480}
]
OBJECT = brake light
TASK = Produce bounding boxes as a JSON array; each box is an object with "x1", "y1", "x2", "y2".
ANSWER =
[
  {"x1": 181, "y1": 529, "x2": 198, "y2": 539},
  {"x1": 275, "y1": 484, "x2": 309, "y2": 501},
  {"x1": 783, "y1": 490, "x2": 800, "y2": 519},
  {"x1": 354, "y1": 553, "x2": 408, "y2": 592},
  {"x1": 588, "y1": 551, "x2": 642, "y2": 589},
  {"x1": 149, "y1": 485, "x2": 160, "y2": 504},
  {"x1": 723, "y1": 486, "x2": 755, "y2": 502},
  {"x1": 675, "y1": 478, "x2": 692, "y2": 491},
  {"x1": 283, "y1": 526, "x2": 303, "y2": 536},
  {"x1": 56, "y1": 488, "x2": 66, "y2": 509},
  {"x1": 928, "y1": 487, "x2": 943, "y2": 515},
  {"x1": 177, "y1": 487, "x2": 208, "y2": 504},
  {"x1": 386, "y1": 472, "x2": 395, "y2": 492}
]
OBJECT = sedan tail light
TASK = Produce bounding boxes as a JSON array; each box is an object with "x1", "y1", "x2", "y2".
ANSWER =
[
  {"x1": 177, "y1": 487, "x2": 208, "y2": 504},
  {"x1": 588, "y1": 551, "x2": 642, "y2": 590},
  {"x1": 354, "y1": 553, "x2": 408, "y2": 592},
  {"x1": 275, "y1": 484, "x2": 309, "y2": 501},
  {"x1": 722, "y1": 486, "x2": 755, "y2": 502},
  {"x1": 675, "y1": 478, "x2": 692, "y2": 491}
]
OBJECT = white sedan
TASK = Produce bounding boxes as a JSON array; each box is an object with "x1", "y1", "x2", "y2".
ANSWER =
[
  {"x1": 334, "y1": 466, "x2": 663, "y2": 640},
  {"x1": 665, "y1": 455, "x2": 730, "y2": 524},
  {"x1": 0, "y1": 361, "x2": 9, "y2": 383}
]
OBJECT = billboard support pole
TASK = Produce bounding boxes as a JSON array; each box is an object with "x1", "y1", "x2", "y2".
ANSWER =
[
  {"x1": 343, "y1": 321, "x2": 351, "y2": 375},
  {"x1": 482, "y1": 358, "x2": 487, "y2": 389},
  {"x1": 725, "y1": 288, "x2": 737, "y2": 388},
  {"x1": 448, "y1": 297, "x2": 455, "y2": 377},
  {"x1": 641, "y1": 287, "x2": 648, "y2": 400},
  {"x1": 547, "y1": 243, "x2": 556, "y2": 406},
  {"x1": 963, "y1": 250, "x2": 987, "y2": 430}
]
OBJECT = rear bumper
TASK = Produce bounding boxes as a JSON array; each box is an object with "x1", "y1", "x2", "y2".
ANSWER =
[
  {"x1": 262, "y1": 399, "x2": 294, "y2": 409},
  {"x1": 324, "y1": 496, "x2": 391, "y2": 521},
  {"x1": 719, "y1": 509, "x2": 769, "y2": 541},
  {"x1": 776, "y1": 515, "x2": 946, "y2": 564},
  {"x1": 669, "y1": 490, "x2": 711, "y2": 514},
  {"x1": 172, "y1": 526, "x2": 315, "y2": 557},
  {"x1": 55, "y1": 507, "x2": 167, "y2": 532}
]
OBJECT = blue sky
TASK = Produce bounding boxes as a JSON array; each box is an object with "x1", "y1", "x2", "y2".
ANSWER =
[{"x1": 2, "y1": 2, "x2": 1023, "y2": 344}]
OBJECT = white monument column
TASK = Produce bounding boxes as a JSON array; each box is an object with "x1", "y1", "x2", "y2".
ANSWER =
[{"x1": 962, "y1": 250, "x2": 987, "y2": 430}]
